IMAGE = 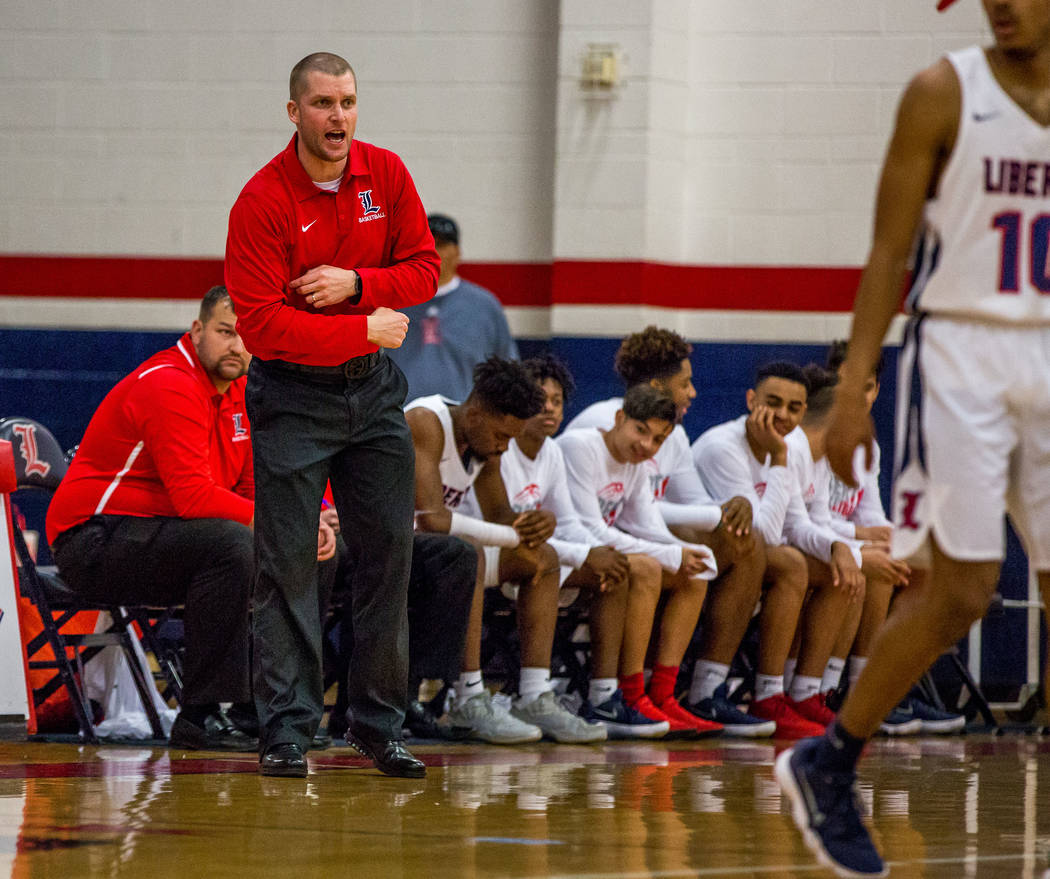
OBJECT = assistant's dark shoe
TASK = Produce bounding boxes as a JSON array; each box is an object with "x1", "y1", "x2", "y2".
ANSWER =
[
  {"x1": 169, "y1": 710, "x2": 258, "y2": 752},
  {"x1": 224, "y1": 702, "x2": 261, "y2": 738},
  {"x1": 310, "y1": 732, "x2": 333, "y2": 751},
  {"x1": 345, "y1": 729, "x2": 426, "y2": 778},
  {"x1": 259, "y1": 743, "x2": 308, "y2": 778},
  {"x1": 404, "y1": 699, "x2": 471, "y2": 741},
  {"x1": 326, "y1": 712, "x2": 349, "y2": 740}
]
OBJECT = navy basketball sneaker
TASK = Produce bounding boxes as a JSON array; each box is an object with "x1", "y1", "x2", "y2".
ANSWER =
[{"x1": 775, "y1": 737, "x2": 887, "y2": 878}]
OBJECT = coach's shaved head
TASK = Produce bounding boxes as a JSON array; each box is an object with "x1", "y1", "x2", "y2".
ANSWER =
[{"x1": 289, "y1": 52, "x2": 356, "y2": 101}]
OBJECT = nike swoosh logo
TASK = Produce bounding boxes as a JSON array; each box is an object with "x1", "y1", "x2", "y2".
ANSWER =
[
  {"x1": 592, "y1": 709, "x2": 620, "y2": 720},
  {"x1": 972, "y1": 111, "x2": 999, "y2": 123},
  {"x1": 301, "y1": 219, "x2": 318, "y2": 232}
]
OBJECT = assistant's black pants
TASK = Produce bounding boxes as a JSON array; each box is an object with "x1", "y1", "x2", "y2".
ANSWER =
[
  {"x1": 329, "y1": 531, "x2": 477, "y2": 725},
  {"x1": 246, "y1": 354, "x2": 414, "y2": 751},
  {"x1": 52, "y1": 515, "x2": 252, "y2": 706}
]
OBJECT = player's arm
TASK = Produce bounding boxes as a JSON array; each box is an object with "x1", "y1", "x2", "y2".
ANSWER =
[
  {"x1": 472, "y1": 458, "x2": 518, "y2": 527},
  {"x1": 406, "y1": 407, "x2": 453, "y2": 534},
  {"x1": 473, "y1": 458, "x2": 553, "y2": 548},
  {"x1": 828, "y1": 59, "x2": 960, "y2": 482}
]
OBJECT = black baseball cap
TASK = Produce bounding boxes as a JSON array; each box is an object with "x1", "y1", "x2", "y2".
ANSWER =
[{"x1": 428, "y1": 213, "x2": 459, "y2": 245}]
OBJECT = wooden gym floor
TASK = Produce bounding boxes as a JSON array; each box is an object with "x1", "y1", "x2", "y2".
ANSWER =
[{"x1": 0, "y1": 731, "x2": 1048, "y2": 879}]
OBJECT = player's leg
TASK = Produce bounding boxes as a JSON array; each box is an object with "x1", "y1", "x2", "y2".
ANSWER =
[
  {"x1": 509, "y1": 543, "x2": 606, "y2": 742},
  {"x1": 1008, "y1": 330, "x2": 1050, "y2": 732},
  {"x1": 749, "y1": 545, "x2": 826, "y2": 737},
  {"x1": 689, "y1": 529, "x2": 766, "y2": 679},
  {"x1": 642, "y1": 570, "x2": 724, "y2": 736},
  {"x1": 776, "y1": 318, "x2": 1015, "y2": 876},
  {"x1": 841, "y1": 544, "x2": 1000, "y2": 738},
  {"x1": 617, "y1": 555, "x2": 664, "y2": 691},
  {"x1": 507, "y1": 543, "x2": 561, "y2": 672},
  {"x1": 447, "y1": 546, "x2": 543, "y2": 744},
  {"x1": 770, "y1": 555, "x2": 858, "y2": 729},
  {"x1": 1041, "y1": 572, "x2": 1050, "y2": 732},
  {"x1": 685, "y1": 532, "x2": 775, "y2": 736},
  {"x1": 572, "y1": 555, "x2": 669, "y2": 738}
]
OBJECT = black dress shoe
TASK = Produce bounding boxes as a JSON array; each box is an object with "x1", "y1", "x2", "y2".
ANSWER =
[
  {"x1": 224, "y1": 702, "x2": 261, "y2": 737},
  {"x1": 169, "y1": 710, "x2": 258, "y2": 752},
  {"x1": 344, "y1": 729, "x2": 426, "y2": 778},
  {"x1": 404, "y1": 700, "x2": 470, "y2": 741},
  {"x1": 260, "y1": 743, "x2": 308, "y2": 778}
]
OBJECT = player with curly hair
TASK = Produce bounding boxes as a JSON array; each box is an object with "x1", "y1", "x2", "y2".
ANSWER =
[
  {"x1": 566, "y1": 326, "x2": 773, "y2": 736},
  {"x1": 406, "y1": 357, "x2": 607, "y2": 744}
]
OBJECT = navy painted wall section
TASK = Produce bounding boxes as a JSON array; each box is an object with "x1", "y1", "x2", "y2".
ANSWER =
[{"x1": 2, "y1": 328, "x2": 1040, "y2": 697}]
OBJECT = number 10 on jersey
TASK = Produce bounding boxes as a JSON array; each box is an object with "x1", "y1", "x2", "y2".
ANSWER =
[{"x1": 992, "y1": 211, "x2": 1050, "y2": 293}]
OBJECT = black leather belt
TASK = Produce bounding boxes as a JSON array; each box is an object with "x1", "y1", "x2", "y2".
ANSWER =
[{"x1": 261, "y1": 351, "x2": 382, "y2": 381}]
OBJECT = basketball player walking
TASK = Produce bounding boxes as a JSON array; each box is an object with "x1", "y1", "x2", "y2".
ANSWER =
[{"x1": 776, "y1": 1, "x2": 1050, "y2": 875}]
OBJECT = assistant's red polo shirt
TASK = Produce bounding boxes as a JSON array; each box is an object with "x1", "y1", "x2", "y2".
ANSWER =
[
  {"x1": 224, "y1": 135, "x2": 439, "y2": 365},
  {"x1": 46, "y1": 334, "x2": 254, "y2": 544}
]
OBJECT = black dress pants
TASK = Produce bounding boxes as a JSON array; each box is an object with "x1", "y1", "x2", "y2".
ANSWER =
[
  {"x1": 52, "y1": 515, "x2": 253, "y2": 706},
  {"x1": 246, "y1": 354, "x2": 414, "y2": 750},
  {"x1": 329, "y1": 531, "x2": 477, "y2": 725}
]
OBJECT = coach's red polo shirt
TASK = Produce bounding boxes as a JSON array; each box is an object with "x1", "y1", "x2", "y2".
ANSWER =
[
  {"x1": 224, "y1": 135, "x2": 439, "y2": 365},
  {"x1": 46, "y1": 334, "x2": 254, "y2": 544}
]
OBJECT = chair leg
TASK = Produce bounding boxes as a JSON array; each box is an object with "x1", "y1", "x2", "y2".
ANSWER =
[
  {"x1": 946, "y1": 648, "x2": 998, "y2": 730},
  {"x1": 132, "y1": 609, "x2": 184, "y2": 707},
  {"x1": 108, "y1": 607, "x2": 166, "y2": 739}
]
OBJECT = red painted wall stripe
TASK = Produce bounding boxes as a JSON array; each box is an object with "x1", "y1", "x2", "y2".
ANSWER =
[{"x1": 0, "y1": 254, "x2": 862, "y2": 312}]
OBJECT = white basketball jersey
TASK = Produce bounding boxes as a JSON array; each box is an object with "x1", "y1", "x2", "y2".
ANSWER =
[
  {"x1": 404, "y1": 395, "x2": 483, "y2": 510},
  {"x1": 908, "y1": 47, "x2": 1050, "y2": 325}
]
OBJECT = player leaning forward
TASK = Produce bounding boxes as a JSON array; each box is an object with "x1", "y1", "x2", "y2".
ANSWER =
[{"x1": 776, "y1": 2, "x2": 1050, "y2": 877}]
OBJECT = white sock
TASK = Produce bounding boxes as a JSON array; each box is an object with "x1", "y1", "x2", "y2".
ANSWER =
[
  {"x1": 689, "y1": 660, "x2": 730, "y2": 704},
  {"x1": 455, "y1": 672, "x2": 485, "y2": 705},
  {"x1": 754, "y1": 674, "x2": 784, "y2": 702},
  {"x1": 821, "y1": 657, "x2": 847, "y2": 694},
  {"x1": 517, "y1": 667, "x2": 552, "y2": 706},
  {"x1": 848, "y1": 655, "x2": 868, "y2": 691},
  {"x1": 783, "y1": 658, "x2": 797, "y2": 691},
  {"x1": 588, "y1": 678, "x2": 618, "y2": 706},
  {"x1": 788, "y1": 674, "x2": 822, "y2": 703}
]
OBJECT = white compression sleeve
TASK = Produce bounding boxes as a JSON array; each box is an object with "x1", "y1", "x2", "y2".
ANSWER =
[
  {"x1": 658, "y1": 500, "x2": 723, "y2": 530},
  {"x1": 449, "y1": 512, "x2": 520, "y2": 548}
]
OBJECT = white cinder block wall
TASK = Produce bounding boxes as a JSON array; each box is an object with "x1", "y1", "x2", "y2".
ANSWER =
[
  {"x1": 1, "y1": 1, "x2": 989, "y2": 269},
  {"x1": 554, "y1": 0, "x2": 988, "y2": 267},
  {"x1": 0, "y1": 0, "x2": 560, "y2": 264}
]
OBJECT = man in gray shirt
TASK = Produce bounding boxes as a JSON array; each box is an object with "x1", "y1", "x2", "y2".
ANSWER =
[{"x1": 389, "y1": 214, "x2": 518, "y2": 401}]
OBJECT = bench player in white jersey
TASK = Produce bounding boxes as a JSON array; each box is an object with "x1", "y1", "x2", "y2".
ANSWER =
[
  {"x1": 824, "y1": 344, "x2": 967, "y2": 735},
  {"x1": 776, "y1": 3, "x2": 1050, "y2": 876},
  {"x1": 565, "y1": 327, "x2": 773, "y2": 736},
  {"x1": 559, "y1": 384, "x2": 726, "y2": 738},
  {"x1": 788, "y1": 365, "x2": 915, "y2": 734},
  {"x1": 406, "y1": 357, "x2": 605, "y2": 744},
  {"x1": 693, "y1": 362, "x2": 866, "y2": 739},
  {"x1": 460, "y1": 355, "x2": 670, "y2": 739}
]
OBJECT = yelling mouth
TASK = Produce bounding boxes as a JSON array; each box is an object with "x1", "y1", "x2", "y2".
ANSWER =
[{"x1": 325, "y1": 130, "x2": 346, "y2": 144}]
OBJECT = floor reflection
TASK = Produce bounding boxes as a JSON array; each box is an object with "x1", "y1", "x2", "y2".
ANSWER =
[{"x1": 0, "y1": 735, "x2": 1046, "y2": 877}]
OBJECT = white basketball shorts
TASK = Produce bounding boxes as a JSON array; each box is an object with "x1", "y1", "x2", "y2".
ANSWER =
[
  {"x1": 891, "y1": 315, "x2": 1050, "y2": 568},
  {"x1": 483, "y1": 545, "x2": 579, "y2": 605}
]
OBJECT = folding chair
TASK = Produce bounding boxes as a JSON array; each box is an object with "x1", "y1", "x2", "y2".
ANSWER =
[{"x1": 1, "y1": 416, "x2": 172, "y2": 742}]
